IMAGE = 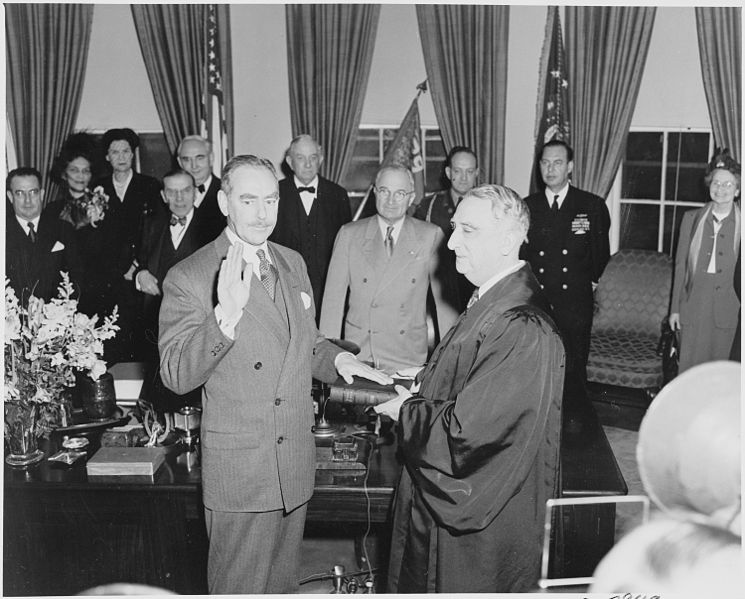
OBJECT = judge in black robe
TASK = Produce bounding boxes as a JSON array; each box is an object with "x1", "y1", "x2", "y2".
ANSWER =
[{"x1": 377, "y1": 185, "x2": 565, "y2": 593}]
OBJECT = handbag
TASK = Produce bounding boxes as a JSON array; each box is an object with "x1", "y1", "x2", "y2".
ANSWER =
[{"x1": 657, "y1": 321, "x2": 680, "y2": 384}]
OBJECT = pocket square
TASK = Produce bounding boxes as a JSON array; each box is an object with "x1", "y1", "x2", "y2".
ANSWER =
[
  {"x1": 300, "y1": 292, "x2": 312, "y2": 310},
  {"x1": 51, "y1": 241, "x2": 65, "y2": 252},
  {"x1": 573, "y1": 230, "x2": 587, "y2": 235}
]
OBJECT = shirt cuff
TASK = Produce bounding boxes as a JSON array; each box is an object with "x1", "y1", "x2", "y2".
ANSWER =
[{"x1": 215, "y1": 304, "x2": 243, "y2": 340}]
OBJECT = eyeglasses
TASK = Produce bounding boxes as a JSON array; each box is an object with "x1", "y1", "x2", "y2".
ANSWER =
[
  {"x1": 375, "y1": 187, "x2": 413, "y2": 202},
  {"x1": 11, "y1": 189, "x2": 41, "y2": 200},
  {"x1": 711, "y1": 181, "x2": 736, "y2": 190}
]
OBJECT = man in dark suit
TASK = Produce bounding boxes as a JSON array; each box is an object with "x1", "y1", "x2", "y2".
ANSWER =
[
  {"x1": 6, "y1": 167, "x2": 84, "y2": 302},
  {"x1": 522, "y1": 140, "x2": 611, "y2": 387},
  {"x1": 177, "y1": 135, "x2": 226, "y2": 243},
  {"x1": 414, "y1": 146, "x2": 479, "y2": 314},
  {"x1": 269, "y1": 134, "x2": 351, "y2": 320},
  {"x1": 376, "y1": 185, "x2": 564, "y2": 592},
  {"x1": 96, "y1": 128, "x2": 163, "y2": 361},
  {"x1": 158, "y1": 155, "x2": 391, "y2": 594},
  {"x1": 135, "y1": 169, "x2": 213, "y2": 413}
]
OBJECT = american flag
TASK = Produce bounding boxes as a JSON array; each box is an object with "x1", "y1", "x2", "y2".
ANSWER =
[
  {"x1": 202, "y1": 5, "x2": 229, "y2": 175},
  {"x1": 530, "y1": 6, "x2": 570, "y2": 193}
]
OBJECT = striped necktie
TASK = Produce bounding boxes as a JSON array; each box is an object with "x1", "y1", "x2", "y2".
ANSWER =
[{"x1": 256, "y1": 249, "x2": 278, "y2": 301}]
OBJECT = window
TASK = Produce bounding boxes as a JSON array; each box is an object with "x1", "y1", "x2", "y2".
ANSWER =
[
  {"x1": 618, "y1": 128, "x2": 713, "y2": 256},
  {"x1": 342, "y1": 125, "x2": 446, "y2": 197}
]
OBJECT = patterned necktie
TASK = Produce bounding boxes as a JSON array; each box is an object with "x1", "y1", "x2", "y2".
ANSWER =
[
  {"x1": 466, "y1": 289, "x2": 479, "y2": 310},
  {"x1": 256, "y1": 249, "x2": 277, "y2": 301},
  {"x1": 551, "y1": 194, "x2": 560, "y2": 217},
  {"x1": 384, "y1": 225, "x2": 394, "y2": 257},
  {"x1": 27, "y1": 221, "x2": 37, "y2": 243},
  {"x1": 170, "y1": 214, "x2": 187, "y2": 226}
]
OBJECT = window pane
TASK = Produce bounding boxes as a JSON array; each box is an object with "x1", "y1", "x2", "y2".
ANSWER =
[
  {"x1": 622, "y1": 132, "x2": 663, "y2": 199},
  {"x1": 424, "y1": 130, "x2": 446, "y2": 193},
  {"x1": 663, "y1": 204, "x2": 702, "y2": 257},
  {"x1": 342, "y1": 160, "x2": 379, "y2": 194},
  {"x1": 619, "y1": 203, "x2": 660, "y2": 251},
  {"x1": 664, "y1": 132, "x2": 710, "y2": 203},
  {"x1": 138, "y1": 132, "x2": 171, "y2": 180}
]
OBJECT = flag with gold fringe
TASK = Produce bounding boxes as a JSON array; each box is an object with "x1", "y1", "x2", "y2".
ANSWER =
[{"x1": 530, "y1": 6, "x2": 570, "y2": 193}]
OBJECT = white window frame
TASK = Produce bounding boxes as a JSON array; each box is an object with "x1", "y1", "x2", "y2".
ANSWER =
[
  {"x1": 347, "y1": 124, "x2": 444, "y2": 198},
  {"x1": 609, "y1": 126, "x2": 714, "y2": 254}
]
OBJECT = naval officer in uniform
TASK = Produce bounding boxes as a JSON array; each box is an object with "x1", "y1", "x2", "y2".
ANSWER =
[{"x1": 522, "y1": 140, "x2": 610, "y2": 388}]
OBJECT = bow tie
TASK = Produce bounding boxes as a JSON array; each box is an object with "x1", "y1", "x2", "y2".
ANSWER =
[
  {"x1": 197, "y1": 184, "x2": 206, "y2": 193},
  {"x1": 170, "y1": 214, "x2": 187, "y2": 226},
  {"x1": 297, "y1": 186, "x2": 316, "y2": 194}
]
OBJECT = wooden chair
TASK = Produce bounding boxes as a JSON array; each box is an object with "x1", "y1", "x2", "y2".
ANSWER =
[{"x1": 586, "y1": 249, "x2": 673, "y2": 394}]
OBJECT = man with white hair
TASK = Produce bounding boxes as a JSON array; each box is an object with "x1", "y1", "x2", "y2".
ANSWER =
[
  {"x1": 376, "y1": 184, "x2": 565, "y2": 592},
  {"x1": 270, "y1": 134, "x2": 351, "y2": 319},
  {"x1": 177, "y1": 134, "x2": 225, "y2": 242}
]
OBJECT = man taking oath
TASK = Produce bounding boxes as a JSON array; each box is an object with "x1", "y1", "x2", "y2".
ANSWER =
[
  {"x1": 376, "y1": 185, "x2": 565, "y2": 592},
  {"x1": 158, "y1": 155, "x2": 390, "y2": 594}
]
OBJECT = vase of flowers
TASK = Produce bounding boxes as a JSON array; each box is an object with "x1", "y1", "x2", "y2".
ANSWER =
[
  {"x1": 59, "y1": 185, "x2": 109, "y2": 229},
  {"x1": 4, "y1": 274, "x2": 119, "y2": 466}
]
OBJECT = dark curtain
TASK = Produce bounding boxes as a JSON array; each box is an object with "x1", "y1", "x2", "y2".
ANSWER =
[
  {"x1": 131, "y1": 5, "x2": 206, "y2": 154},
  {"x1": 416, "y1": 5, "x2": 509, "y2": 185},
  {"x1": 5, "y1": 4, "x2": 94, "y2": 201},
  {"x1": 565, "y1": 6, "x2": 656, "y2": 198},
  {"x1": 696, "y1": 7, "x2": 741, "y2": 162},
  {"x1": 286, "y1": 4, "x2": 380, "y2": 183}
]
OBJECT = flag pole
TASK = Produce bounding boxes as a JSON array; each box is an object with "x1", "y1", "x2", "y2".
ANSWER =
[{"x1": 352, "y1": 80, "x2": 428, "y2": 221}]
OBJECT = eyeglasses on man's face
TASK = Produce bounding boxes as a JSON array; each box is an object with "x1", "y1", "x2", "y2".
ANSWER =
[{"x1": 375, "y1": 187, "x2": 413, "y2": 202}]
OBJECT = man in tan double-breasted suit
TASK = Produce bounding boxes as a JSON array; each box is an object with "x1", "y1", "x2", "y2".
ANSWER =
[
  {"x1": 320, "y1": 166, "x2": 457, "y2": 372},
  {"x1": 159, "y1": 155, "x2": 390, "y2": 594}
]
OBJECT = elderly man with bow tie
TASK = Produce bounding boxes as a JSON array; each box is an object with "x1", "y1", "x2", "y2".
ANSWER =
[
  {"x1": 269, "y1": 134, "x2": 351, "y2": 320},
  {"x1": 135, "y1": 168, "x2": 215, "y2": 413}
]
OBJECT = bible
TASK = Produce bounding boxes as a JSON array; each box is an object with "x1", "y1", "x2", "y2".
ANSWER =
[{"x1": 326, "y1": 376, "x2": 413, "y2": 406}]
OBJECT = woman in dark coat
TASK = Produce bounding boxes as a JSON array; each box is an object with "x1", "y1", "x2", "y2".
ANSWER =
[{"x1": 52, "y1": 133, "x2": 123, "y2": 361}]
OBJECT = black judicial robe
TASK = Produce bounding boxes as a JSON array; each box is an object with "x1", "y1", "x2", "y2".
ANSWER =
[{"x1": 387, "y1": 264, "x2": 565, "y2": 593}]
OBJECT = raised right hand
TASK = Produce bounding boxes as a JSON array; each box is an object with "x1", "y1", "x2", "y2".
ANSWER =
[
  {"x1": 669, "y1": 313, "x2": 681, "y2": 331},
  {"x1": 217, "y1": 243, "x2": 252, "y2": 319}
]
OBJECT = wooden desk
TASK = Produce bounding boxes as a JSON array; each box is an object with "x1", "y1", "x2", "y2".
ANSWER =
[{"x1": 4, "y1": 399, "x2": 625, "y2": 595}]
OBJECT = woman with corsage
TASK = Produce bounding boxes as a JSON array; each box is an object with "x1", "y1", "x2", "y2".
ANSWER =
[
  {"x1": 669, "y1": 149, "x2": 741, "y2": 373},
  {"x1": 52, "y1": 133, "x2": 122, "y2": 359}
]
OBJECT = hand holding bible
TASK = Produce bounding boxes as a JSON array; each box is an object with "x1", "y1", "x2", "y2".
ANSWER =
[
  {"x1": 335, "y1": 352, "x2": 394, "y2": 386},
  {"x1": 373, "y1": 385, "x2": 412, "y2": 421}
]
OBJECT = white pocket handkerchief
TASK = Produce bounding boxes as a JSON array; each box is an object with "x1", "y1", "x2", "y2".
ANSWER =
[
  {"x1": 300, "y1": 292, "x2": 312, "y2": 310},
  {"x1": 51, "y1": 241, "x2": 65, "y2": 252}
]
